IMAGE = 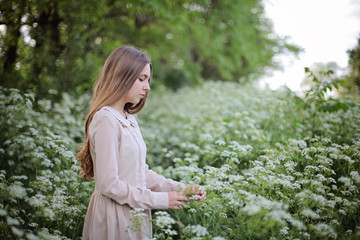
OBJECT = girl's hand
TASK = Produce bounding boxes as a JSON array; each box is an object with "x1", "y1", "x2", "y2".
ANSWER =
[
  {"x1": 184, "y1": 184, "x2": 206, "y2": 202},
  {"x1": 168, "y1": 192, "x2": 188, "y2": 210}
]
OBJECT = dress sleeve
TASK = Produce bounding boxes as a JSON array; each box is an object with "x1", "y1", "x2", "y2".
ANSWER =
[
  {"x1": 91, "y1": 113, "x2": 169, "y2": 210},
  {"x1": 145, "y1": 164, "x2": 187, "y2": 192}
]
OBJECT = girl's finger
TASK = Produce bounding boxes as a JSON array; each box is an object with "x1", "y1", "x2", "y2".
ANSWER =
[{"x1": 179, "y1": 196, "x2": 189, "y2": 201}]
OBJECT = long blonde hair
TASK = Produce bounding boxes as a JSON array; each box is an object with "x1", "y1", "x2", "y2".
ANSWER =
[{"x1": 76, "y1": 46, "x2": 152, "y2": 181}]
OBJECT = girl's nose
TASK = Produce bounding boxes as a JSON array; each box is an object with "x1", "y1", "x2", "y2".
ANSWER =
[{"x1": 144, "y1": 81, "x2": 150, "y2": 91}]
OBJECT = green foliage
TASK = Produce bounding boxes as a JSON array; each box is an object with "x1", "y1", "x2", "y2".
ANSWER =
[
  {"x1": 139, "y1": 82, "x2": 360, "y2": 239},
  {"x1": 0, "y1": 87, "x2": 92, "y2": 239},
  {"x1": 1, "y1": 81, "x2": 359, "y2": 239},
  {"x1": 0, "y1": 0, "x2": 300, "y2": 98},
  {"x1": 304, "y1": 67, "x2": 346, "y2": 110},
  {"x1": 345, "y1": 35, "x2": 360, "y2": 94},
  {"x1": 302, "y1": 67, "x2": 357, "y2": 140},
  {"x1": 156, "y1": 66, "x2": 193, "y2": 91},
  {"x1": 0, "y1": 0, "x2": 109, "y2": 99}
]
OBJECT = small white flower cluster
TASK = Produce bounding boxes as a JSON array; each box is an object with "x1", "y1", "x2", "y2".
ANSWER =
[
  {"x1": 154, "y1": 211, "x2": 177, "y2": 236},
  {"x1": 154, "y1": 211, "x2": 175, "y2": 224},
  {"x1": 8, "y1": 182, "x2": 27, "y2": 199},
  {"x1": 189, "y1": 224, "x2": 208, "y2": 237},
  {"x1": 130, "y1": 208, "x2": 147, "y2": 218}
]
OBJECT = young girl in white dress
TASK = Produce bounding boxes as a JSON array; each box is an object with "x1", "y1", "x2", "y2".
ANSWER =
[{"x1": 76, "y1": 46, "x2": 206, "y2": 239}]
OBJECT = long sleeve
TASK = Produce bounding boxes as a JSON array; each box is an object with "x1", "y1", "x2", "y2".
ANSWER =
[
  {"x1": 145, "y1": 165, "x2": 187, "y2": 192},
  {"x1": 90, "y1": 113, "x2": 169, "y2": 210}
]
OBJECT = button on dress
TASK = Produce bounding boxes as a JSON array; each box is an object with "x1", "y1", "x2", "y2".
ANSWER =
[{"x1": 82, "y1": 106, "x2": 186, "y2": 240}]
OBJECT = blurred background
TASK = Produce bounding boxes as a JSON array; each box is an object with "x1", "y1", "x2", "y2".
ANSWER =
[
  {"x1": 261, "y1": 0, "x2": 360, "y2": 93},
  {"x1": 0, "y1": 0, "x2": 359, "y2": 97}
]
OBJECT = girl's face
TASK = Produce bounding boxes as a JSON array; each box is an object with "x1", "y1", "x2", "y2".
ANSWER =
[{"x1": 124, "y1": 63, "x2": 151, "y2": 104}]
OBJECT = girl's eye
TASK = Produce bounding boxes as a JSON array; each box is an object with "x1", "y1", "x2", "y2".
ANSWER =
[{"x1": 139, "y1": 78, "x2": 145, "y2": 82}]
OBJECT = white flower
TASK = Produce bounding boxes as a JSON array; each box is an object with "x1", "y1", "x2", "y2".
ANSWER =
[
  {"x1": 189, "y1": 208, "x2": 197, "y2": 213},
  {"x1": 330, "y1": 219, "x2": 339, "y2": 225},
  {"x1": 11, "y1": 226, "x2": 24, "y2": 237},
  {"x1": 28, "y1": 194, "x2": 45, "y2": 207},
  {"x1": 338, "y1": 176, "x2": 352, "y2": 187},
  {"x1": 0, "y1": 170, "x2": 6, "y2": 181},
  {"x1": 189, "y1": 194, "x2": 202, "y2": 201},
  {"x1": 242, "y1": 204, "x2": 261, "y2": 215},
  {"x1": 29, "y1": 222, "x2": 39, "y2": 228},
  {"x1": 10, "y1": 175, "x2": 28, "y2": 181},
  {"x1": 314, "y1": 223, "x2": 337, "y2": 239},
  {"x1": 130, "y1": 208, "x2": 147, "y2": 218},
  {"x1": 190, "y1": 225, "x2": 208, "y2": 237},
  {"x1": 301, "y1": 208, "x2": 320, "y2": 219},
  {"x1": 220, "y1": 150, "x2": 235, "y2": 158},
  {"x1": 339, "y1": 209, "x2": 346, "y2": 215},
  {"x1": 7, "y1": 216, "x2": 20, "y2": 226},
  {"x1": 264, "y1": 209, "x2": 288, "y2": 225},
  {"x1": 302, "y1": 232, "x2": 311, "y2": 239},
  {"x1": 200, "y1": 133, "x2": 213, "y2": 141},
  {"x1": 0, "y1": 209, "x2": 7, "y2": 216},
  {"x1": 26, "y1": 233, "x2": 41, "y2": 240},
  {"x1": 289, "y1": 139, "x2": 307, "y2": 148},
  {"x1": 212, "y1": 237, "x2": 226, "y2": 240},
  {"x1": 350, "y1": 171, "x2": 360, "y2": 183},
  {"x1": 37, "y1": 231, "x2": 62, "y2": 240},
  {"x1": 280, "y1": 226, "x2": 289, "y2": 236},
  {"x1": 43, "y1": 208, "x2": 55, "y2": 220},
  {"x1": 154, "y1": 211, "x2": 176, "y2": 229},
  {"x1": 215, "y1": 139, "x2": 226, "y2": 146},
  {"x1": 295, "y1": 190, "x2": 327, "y2": 206},
  {"x1": 343, "y1": 156, "x2": 354, "y2": 164},
  {"x1": 8, "y1": 183, "x2": 27, "y2": 198}
]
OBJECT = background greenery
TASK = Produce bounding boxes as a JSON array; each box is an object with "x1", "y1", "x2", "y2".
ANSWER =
[
  {"x1": 1, "y1": 78, "x2": 359, "y2": 239},
  {"x1": 1, "y1": 0, "x2": 303, "y2": 97},
  {"x1": 1, "y1": 0, "x2": 360, "y2": 239}
]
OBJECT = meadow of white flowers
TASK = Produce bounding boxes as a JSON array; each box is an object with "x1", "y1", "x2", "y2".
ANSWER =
[{"x1": 0, "y1": 80, "x2": 359, "y2": 239}]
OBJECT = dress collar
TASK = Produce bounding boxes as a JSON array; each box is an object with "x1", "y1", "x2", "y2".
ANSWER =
[{"x1": 102, "y1": 106, "x2": 136, "y2": 128}]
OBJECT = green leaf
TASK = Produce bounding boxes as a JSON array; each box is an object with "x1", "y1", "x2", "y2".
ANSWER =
[{"x1": 339, "y1": 79, "x2": 346, "y2": 86}]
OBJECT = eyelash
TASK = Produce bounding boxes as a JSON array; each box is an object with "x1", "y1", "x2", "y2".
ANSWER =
[{"x1": 139, "y1": 78, "x2": 150, "y2": 83}]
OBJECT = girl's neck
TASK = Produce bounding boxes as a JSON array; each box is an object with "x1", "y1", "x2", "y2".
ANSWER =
[{"x1": 110, "y1": 101, "x2": 127, "y2": 119}]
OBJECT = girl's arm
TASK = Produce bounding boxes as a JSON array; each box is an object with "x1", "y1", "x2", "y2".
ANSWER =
[
  {"x1": 145, "y1": 166, "x2": 206, "y2": 201},
  {"x1": 145, "y1": 165, "x2": 187, "y2": 193}
]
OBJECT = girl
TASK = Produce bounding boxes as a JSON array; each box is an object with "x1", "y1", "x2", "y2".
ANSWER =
[{"x1": 76, "y1": 46, "x2": 206, "y2": 239}]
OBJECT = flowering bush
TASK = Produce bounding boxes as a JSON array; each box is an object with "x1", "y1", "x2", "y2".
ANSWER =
[
  {"x1": 0, "y1": 87, "x2": 92, "y2": 239},
  {"x1": 139, "y1": 82, "x2": 360, "y2": 239},
  {"x1": 1, "y1": 81, "x2": 359, "y2": 239}
]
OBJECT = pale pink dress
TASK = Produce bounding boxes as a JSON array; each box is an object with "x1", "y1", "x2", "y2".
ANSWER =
[{"x1": 82, "y1": 106, "x2": 186, "y2": 240}]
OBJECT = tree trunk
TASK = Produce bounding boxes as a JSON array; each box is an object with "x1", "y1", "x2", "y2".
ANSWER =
[{"x1": 0, "y1": 1, "x2": 26, "y2": 87}]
